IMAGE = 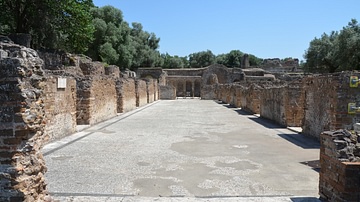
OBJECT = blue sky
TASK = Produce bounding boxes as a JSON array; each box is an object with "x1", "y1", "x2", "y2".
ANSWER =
[{"x1": 93, "y1": 0, "x2": 360, "y2": 61}]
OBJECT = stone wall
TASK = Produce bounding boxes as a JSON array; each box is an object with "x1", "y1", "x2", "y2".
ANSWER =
[
  {"x1": 302, "y1": 72, "x2": 360, "y2": 139},
  {"x1": 159, "y1": 85, "x2": 176, "y2": 100},
  {"x1": 260, "y1": 81, "x2": 305, "y2": 127},
  {"x1": 319, "y1": 130, "x2": 360, "y2": 201},
  {"x1": 201, "y1": 85, "x2": 217, "y2": 100},
  {"x1": 116, "y1": 78, "x2": 136, "y2": 113},
  {"x1": 44, "y1": 77, "x2": 77, "y2": 142},
  {"x1": 146, "y1": 79, "x2": 157, "y2": 103},
  {"x1": 0, "y1": 42, "x2": 49, "y2": 201},
  {"x1": 76, "y1": 76, "x2": 117, "y2": 125},
  {"x1": 136, "y1": 79, "x2": 148, "y2": 107}
]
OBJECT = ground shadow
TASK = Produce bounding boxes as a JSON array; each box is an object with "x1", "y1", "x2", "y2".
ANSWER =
[
  {"x1": 291, "y1": 197, "x2": 321, "y2": 202},
  {"x1": 234, "y1": 108, "x2": 254, "y2": 116},
  {"x1": 300, "y1": 160, "x2": 321, "y2": 172},
  {"x1": 248, "y1": 116, "x2": 286, "y2": 129},
  {"x1": 278, "y1": 133, "x2": 320, "y2": 149}
]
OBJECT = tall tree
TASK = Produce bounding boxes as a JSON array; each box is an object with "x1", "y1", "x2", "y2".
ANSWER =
[
  {"x1": 0, "y1": 0, "x2": 94, "y2": 53},
  {"x1": 189, "y1": 50, "x2": 215, "y2": 68},
  {"x1": 304, "y1": 32, "x2": 339, "y2": 73},
  {"x1": 304, "y1": 19, "x2": 360, "y2": 73}
]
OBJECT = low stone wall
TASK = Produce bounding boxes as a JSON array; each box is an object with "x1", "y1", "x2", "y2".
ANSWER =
[
  {"x1": 76, "y1": 76, "x2": 117, "y2": 125},
  {"x1": 44, "y1": 77, "x2": 77, "y2": 142},
  {"x1": 0, "y1": 42, "x2": 49, "y2": 201},
  {"x1": 319, "y1": 130, "x2": 360, "y2": 201},
  {"x1": 159, "y1": 85, "x2": 176, "y2": 100},
  {"x1": 201, "y1": 85, "x2": 217, "y2": 100},
  {"x1": 146, "y1": 79, "x2": 157, "y2": 103},
  {"x1": 136, "y1": 79, "x2": 148, "y2": 107},
  {"x1": 243, "y1": 84, "x2": 262, "y2": 114},
  {"x1": 116, "y1": 78, "x2": 136, "y2": 113},
  {"x1": 260, "y1": 81, "x2": 305, "y2": 127}
]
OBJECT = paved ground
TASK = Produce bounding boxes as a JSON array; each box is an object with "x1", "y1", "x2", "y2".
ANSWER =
[{"x1": 43, "y1": 99, "x2": 321, "y2": 202}]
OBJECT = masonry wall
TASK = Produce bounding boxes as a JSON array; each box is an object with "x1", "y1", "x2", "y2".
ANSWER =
[
  {"x1": 201, "y1": 85, "x2": 217, "y2": 100},
  {"x1": 319, "y1": 130, "x2": 360, "y2": 202},
  {"x1": 243, "y1": 84, "x2": 262, "y2": 114},
  {"x1": 302, "y1": 72, "x2": 360, "y2": 139},
  {"x1": 136, "y1": 79, "x2": 148, "y2": 107},
  {"x1": 260, "y1": 81, "x2": 305, "y2": 127},
  {"x1": 76, "y1": 76, "x2": 117, "y2": 125},
  {"x1": 159, "y1": 85, "x2": 176, "y2": 100},
  {"x1": 0, "y1": 42, "x2": 49, "y2": 201},
  {"x1": 146, "y1": 79, "x2": 156, "y2": 103},
  {"x1": 116, "y1": 78, "x2": 136, "y2": 113},
  {"x1": 44, "y1": 77, "x2": 77, "y2": 142}
]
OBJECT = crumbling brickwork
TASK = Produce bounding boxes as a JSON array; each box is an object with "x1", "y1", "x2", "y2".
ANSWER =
[
  {"x1": 260, "y1": 81, "x2": 305, "y2": 127},
  {"x1": 0, "y1": 42, "x2": 49, "y2": 201},
  {"x1": 146, "y1": 79, "x2": 157, "y2": 103},
  {"x1": 319, "y1": 130, "x2": 360, "y2": 202},
  {"x1": 44, "y1": 77, "x2": 76, "y2": 142},
  {"x1": 243, "y1": 83, "x2": 262, "y2": 114},
  {"x1": 136, "y1": 79, "x2": 148, "y2": 107},
  {"x1": 116, "y1": 78, "x2": 136, "y2": 113},
  {"x1": 159, "y1": 85, "x2": 176, "y2": 100},
  {"x1": 76, "y1": 76, "x2": 117, "y2": 125},
  {"x1": 302, "y1": 72, "x2": 360, "y2": 139}
]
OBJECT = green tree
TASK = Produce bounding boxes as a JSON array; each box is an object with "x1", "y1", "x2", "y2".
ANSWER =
[
  {"x1": 304, "y1": 32, "x2": 339, "y2": 73},
  {"x1": 304, "y1": 19, "x2": 360, "y2": 73},
  {"x1": 336, "y1": 19, "x2": 360, "y2": 71},
  {"x1": 248, "y1": 54, "x2": 262, "y2": 66},
  {"x1": 0, "y1": 0, "x2": 94, "y2": 53},
  {"x1": 226, "y1": 50, "x2": 243, "y2": 67},
  {"x1": 189, "y1": 50, "x2": 215, "y2": 68},
  {"x1": 161, "y1": 53, "x2": 186, "y2": 69}
]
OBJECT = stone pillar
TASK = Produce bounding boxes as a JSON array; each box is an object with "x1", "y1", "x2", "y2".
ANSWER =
[
  {"x1": 192, "y1": 81, "x2": 195, "y2": 97},
  {"x1": 242, "y1": 54, "x2": 250, "y2": 68},
  {"x1": 0, "y1": 42, "x2": 50, "y2": 201}
]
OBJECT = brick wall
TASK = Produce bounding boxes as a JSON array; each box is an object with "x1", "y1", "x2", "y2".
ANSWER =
[
  {"x1": 302, "y1": 72, "x2": 360, "y2": 139},
  {"x1": 44, "y1": 77, "x2": 77, "y2": 142},
  {"x1": 136, "y1": 79, "x2": 147, "y2": 107},
  {"x1": 0, "y1": 42, "x2": 49, "y2": 201},
  {"x1": 116, "y1": 78, "x2": 136, "y2": 113},
  {"x1": 260, "y1": 81, "x2": 305, "y2": 127},
  {"x1": 146, "y1": 79, "x2": 156, "y2": 103},
  {"x1": 201, "y1": 85, "x2": 217, "y2": 100},
  {"x1": 244, "y1": 84, "x2": 262, "y2": 114},
  {"x1": 319, "y1": 130, "x2": 360, "y2": 202},
  {"x1": 159, "y1": 85, "x2": 176, "y2": 100},
  {"x1": 76, "y1": 76, "x2": 117, "y2": 125}
]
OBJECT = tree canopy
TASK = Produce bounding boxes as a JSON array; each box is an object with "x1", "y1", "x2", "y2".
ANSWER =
[
  {"x1": 87, "y1": 6, "x2": 162, "y2": 69},
  {"x1": 0, "y1": 0, "x2": 95, "y2": 53},
  {"x1": 0, "y1": 2, "x2": 268, "y2": 70},
  {"x1": 304, "y1": 19, "x2": 360, "y2": 73}
]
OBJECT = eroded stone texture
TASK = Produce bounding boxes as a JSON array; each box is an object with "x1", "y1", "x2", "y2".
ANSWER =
[
  {"x1": 146, "y1": 79, "x2": 157, "y2": 103},
  {"x1": 302, "y1": 72, "x2": 360, "y2": 139},
  {"x1": 76, "y1": 76, "x2": 117, "y2": 125},
  {"x1": 319, "y1": 130, "x2": 360, "y2": 201},
  {"x1": 260, "y1": 80, "x2": 305, "y2": 127},
  {"x1": 116, "y1": 78, "x2": 136, "y2": 113},
  {"x1": 159, "y1": 85, "x2": 176, "y2": 100},
  {"x1": 0, "y1": 42, "x2": 49, "y2": 201},
  {"x1": 43, "y1": 77, "x2": 77, "y2": 142},
  {"x1": 136, "y1": 79, "x2": 148, "y2": 107}
]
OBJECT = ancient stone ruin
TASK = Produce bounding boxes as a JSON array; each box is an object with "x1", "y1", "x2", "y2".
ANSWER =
[
  {"x1": 1, "y1": 39, "x2": 360, "y2": 201},
  {"x1": 319, "y1": 130, "x2": 360, "y2": 201}
]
